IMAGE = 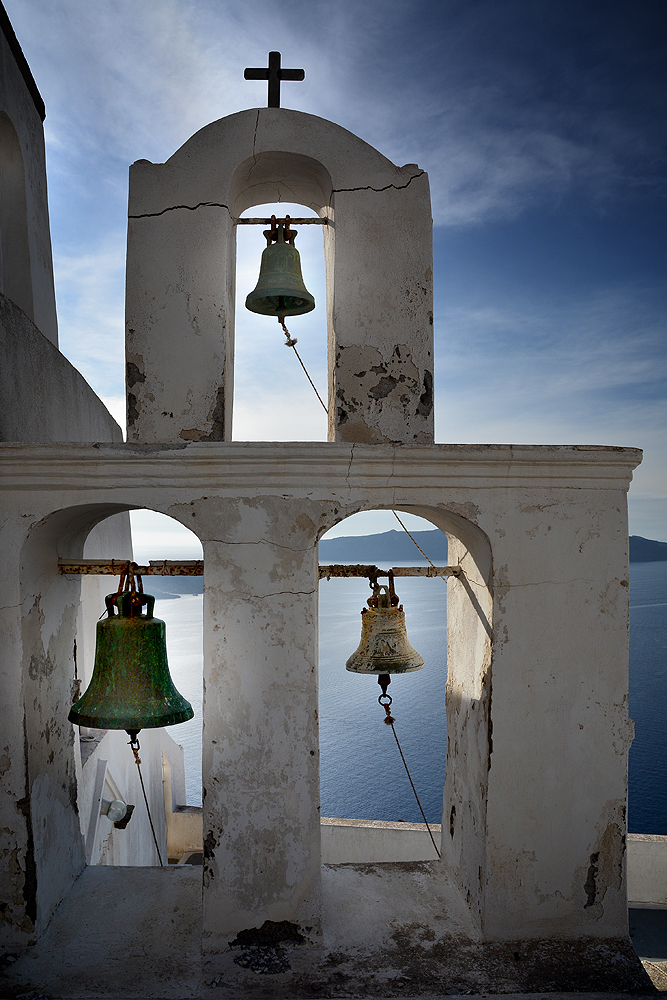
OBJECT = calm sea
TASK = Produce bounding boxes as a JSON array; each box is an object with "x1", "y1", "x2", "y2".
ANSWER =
[{"x1": 161, "y1": 560, "x2": 666, "y2": 834}]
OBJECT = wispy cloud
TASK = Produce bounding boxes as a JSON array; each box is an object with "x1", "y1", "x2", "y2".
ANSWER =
[
  {"x1": 436, "y1": 287, "x2": 667, "y2": 428},
  {"x1": 52, "y1": 233, "x2": 126, "y2": 400},
  {"x1": 10, "y1": 0, "x2": 663, "y2": 231}
]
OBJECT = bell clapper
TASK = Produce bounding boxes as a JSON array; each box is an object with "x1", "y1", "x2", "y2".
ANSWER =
[{"x1": 377, "y1": 672, "x2": 395, "y2": 725}]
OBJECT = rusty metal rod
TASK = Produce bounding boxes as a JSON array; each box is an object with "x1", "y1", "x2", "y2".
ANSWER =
[
  {"x1": 59, "y1": 559, "x2": 461, "y2": 579},
  {"x1": 58, "y1": 560, "x2": 204, "y2": 576},
  {"x1": 234, "y1": 217, "x2": 327, "y2": 225},
  {"x1": 318, "y1": 564, "x2": 460, "y2": 580}
]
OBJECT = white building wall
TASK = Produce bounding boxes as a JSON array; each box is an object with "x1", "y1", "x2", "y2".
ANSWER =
[
  {"x1": 0, "y1": 12, "x2": 58, "y2": 344},
  {"x1": 0, "y1": 441, "x2": 643, "y2": 963}
]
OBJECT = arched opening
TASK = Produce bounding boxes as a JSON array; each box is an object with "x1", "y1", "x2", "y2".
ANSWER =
[
  {"x1": 317, "y1": 504, "x2": 492, "y2": 884},
  {"x1": 233, "y1": 201, "x2": 327, "y2": 441},
  {"x1": 0, "y1": 111, "x2": 33, "y2": 319},
  {"x1": 19, "y1": 502, "x2": 205, "y2": 908},
  {"x1": 318, "y1": 509, "x2": 447, "y2": 862},
  {"x1": 128, "y1": 510, "x2": 204, "y2": 811}
]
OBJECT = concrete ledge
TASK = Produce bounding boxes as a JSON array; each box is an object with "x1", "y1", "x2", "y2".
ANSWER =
[
  {"x1": 321, "y1": 816, "x2": 442, "y2": 863},
  {"x1": 628, "y1": 833, "x2": 667, "y2": 905}
]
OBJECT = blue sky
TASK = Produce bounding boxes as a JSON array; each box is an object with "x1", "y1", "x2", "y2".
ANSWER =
[{"x1": 5, "y1": 0, "x2": 666, "y2": 553}]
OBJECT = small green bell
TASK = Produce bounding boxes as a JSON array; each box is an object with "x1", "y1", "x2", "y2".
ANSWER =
[
  {"x1": 245, "y1": 217, "x2": 315, "y2": 319},
  {"x1": 68, "y1": 590, "x2": 193, "y2": 733}
]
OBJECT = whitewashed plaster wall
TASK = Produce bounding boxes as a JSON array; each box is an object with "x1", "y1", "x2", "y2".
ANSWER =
[
  {"x1": 0, "y1": 296, "x2": 123, "y2": 444},
  {"x1": 0, "y1": 18, "x2": 58, "y2": 345},
  {"x1": 0, "y1": 4, "x2": 170, "y2": 951},
  {"x1": 125, "y1": 109, "x2": 434, "y2": 445},
  {"x1": 0, "y1": 441, "x2": 641, "y2": 967},
  {"x1": 75, "y1": 729, "x2": 182, "y2": 868}
]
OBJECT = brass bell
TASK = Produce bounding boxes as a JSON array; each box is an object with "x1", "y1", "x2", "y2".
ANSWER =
[
  {"x1": 245, "y1": 216, "x2": 315, "y2": 319},
  {"x1": 68, "y1": 590, "x2": 194, "y2": 734},
  {"x1": 346, "y1": 576, "x2": 424, "y2": 676}
]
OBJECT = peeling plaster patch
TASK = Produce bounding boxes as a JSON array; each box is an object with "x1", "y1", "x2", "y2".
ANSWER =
[
  {"x1": 494, "y1": 565, "x2": 510, "y2": 616},
  {"x1": 231, "y1": 919, "x2": 305, "y2": 947},
  {"x1": 583, "y1": 822, "x2": 625, "y2": 914},
  {"x1": 416, "y1": 369, "x2": 433, "y2": 417},
  {"x1": 584, "y1": 852, "x2": 599, "y2": 908},
  {"x1": 0, "y1": 747, "x2": 11, "y2": 776},
  {"x1": 127, "y1": 393, "x2": 139, "y2": 427},
  {"x1": 126, "y1": 361, "x2": 146, "y2": 389},
  {"x1": 368, "y1": 375, "x2": 398, "y2": 399},
  {"x1": 27, "y1": 652, "x2": 55, "y2": 681},
  {"x1": 436, "y1": 500, "x2": 482, "y2": 523},
  {"x1": 204, "y1": 830, "x2": 217, "y2": 857},
  {"x1": 335, "y1": 343, "x2": 430, "y2": 442},
  {"x1": 200, "y1": 385, "x2": 225, "y2": 442}
]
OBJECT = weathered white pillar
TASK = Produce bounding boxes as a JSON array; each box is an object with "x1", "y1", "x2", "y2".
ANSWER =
[
  {"x1": 480, "y1": 484, "x2": 634, "y2": 941},
  {"x1": 200, "y1": 497, "x2": 321, "y2": 949}
]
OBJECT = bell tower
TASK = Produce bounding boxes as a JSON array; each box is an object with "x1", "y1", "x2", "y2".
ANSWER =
[
  {"x1": 125, "y1": 108, "x2": 434, "y2": 445},
  {"x1": 0, "y1": 36, "x2": 648, "y2": 994}
]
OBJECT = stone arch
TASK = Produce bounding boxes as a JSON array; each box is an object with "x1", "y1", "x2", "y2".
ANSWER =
[
  {"x1": 316, "y1": 502, "x2": 492, "y2": 927},
  {"x1": 0, "y1": 111, "x2": 33, "y2": 320},
  {"x1": 17, "y1": 501, "x2": 205, "y2": 926},
  {"x1": 230, "y1": 154, "x2": 332, "y2": 441},
  {"x1": 125, "y1": 109, "x2": 434, "y2": 446}
]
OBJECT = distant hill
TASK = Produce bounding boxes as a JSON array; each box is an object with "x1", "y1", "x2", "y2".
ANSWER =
[
  {"x1": 629, "y1": 535, "x2": 667, "y2": 563},
  {"x1": 141, "y1": 531, "x2": 667, "y2": 597},
  {"x1": 318, "y1": 528, "x2": 447, "y2": 564},
  {"x1": 142, "y1": 575, "x2": 203, "y2": 599}
]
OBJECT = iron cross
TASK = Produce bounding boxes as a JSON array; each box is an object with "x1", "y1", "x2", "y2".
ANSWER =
[{"x1": 244, "y1": 52, "x2": 305, "y2": 108}]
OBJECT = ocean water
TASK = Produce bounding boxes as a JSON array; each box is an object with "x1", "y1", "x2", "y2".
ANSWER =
[
  {"x1": 628, "y1": 560, "x2": 667, "y2": 834},
  {"x1": 157, "y1": 561, "x2": 666, "y2": 834}
]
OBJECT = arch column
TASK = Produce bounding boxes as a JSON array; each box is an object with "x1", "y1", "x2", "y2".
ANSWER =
[{"x1": 199, "y1": 496, "x2": 324, "y2": 948}]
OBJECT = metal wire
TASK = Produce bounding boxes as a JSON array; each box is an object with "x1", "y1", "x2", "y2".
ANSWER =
[
  {"x1": 279, "y1": 318, "x2": 328, "y2": 414},
  {"x1": 384, "y1": 515, "x2": 443, "y2": 857},
  {"x1": 129, "y1": 735, "x2": 164, "y2": 866},
  {"x1": 392, "y1": 510, "x2": 441, "y2": 571},
  {"x1": 387, "y1": 716, "x2": 441, "y2": 859}
]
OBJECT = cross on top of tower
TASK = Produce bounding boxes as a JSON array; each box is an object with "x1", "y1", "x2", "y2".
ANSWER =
[{"x1": 244, "y1": 51, "x2": 305, "y2": 108}]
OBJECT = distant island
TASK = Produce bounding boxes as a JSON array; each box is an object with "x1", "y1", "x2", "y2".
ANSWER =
[
  {"x1": 629, "y1": 535, "x2": 667, "y2": 563},
  {"x1": 319, "y1": 530, "x2": 667, "y2": 564},
  {"x1": 141, "y1": 530, "x2": 667, "y2": 598},
  {"x1": 318, "y1": 528, "x2": 447, "y2": 564}
]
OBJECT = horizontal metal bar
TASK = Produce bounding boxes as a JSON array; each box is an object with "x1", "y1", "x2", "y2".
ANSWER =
[
  {"x1": 59, "y1": 560, "x2": 204, "y2": 576},
  {"x1": 234, "y1": 217, "x2": 327, "y2": 225},
  {"x1": 318, "y1": 564, "x2": 460, "y2": 579},
  {"x1": 59, "y1": 559, "x2": 461, "y2": 580}
]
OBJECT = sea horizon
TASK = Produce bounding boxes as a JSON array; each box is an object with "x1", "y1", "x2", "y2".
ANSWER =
[{"x1": 156, "y1": 555, "x2": 666, "y2": 835}]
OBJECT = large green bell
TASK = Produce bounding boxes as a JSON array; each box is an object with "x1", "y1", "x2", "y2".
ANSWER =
[
  {"x1": 68, "y1": 590, "x2": 194, "y2": 733},
  {"x1": 245, "y1": 219, "x2": 315, "y2": 319}
]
